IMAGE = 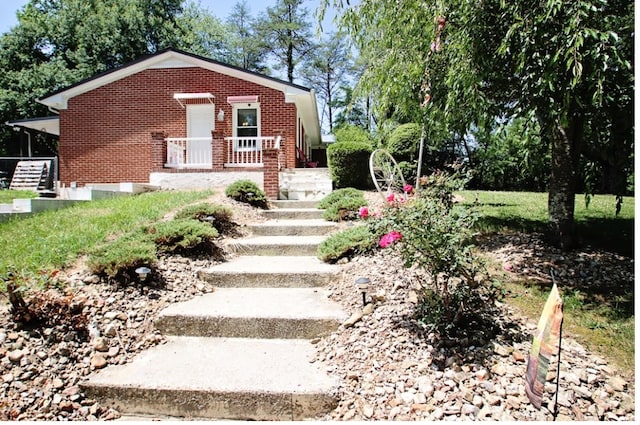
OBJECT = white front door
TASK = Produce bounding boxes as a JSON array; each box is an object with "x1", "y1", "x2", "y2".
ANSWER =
[{"x1": 186, "y1": 104, "x2": 214, "y2": 166}]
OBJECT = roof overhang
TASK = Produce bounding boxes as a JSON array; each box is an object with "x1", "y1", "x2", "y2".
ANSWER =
[
  {"x1": 288, "y1": 90, "x2": 321, "y2": 146},
  {"x1": 5, "y1": 116, "x2": 60, "y2": 136}
]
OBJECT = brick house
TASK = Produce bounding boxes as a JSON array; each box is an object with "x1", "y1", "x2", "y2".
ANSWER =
[{"x1": 30, "y1": 48, "x2": 324, "y2": 197}]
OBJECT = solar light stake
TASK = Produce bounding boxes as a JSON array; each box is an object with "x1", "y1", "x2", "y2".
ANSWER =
[
  {"x1": 135, "y1": 266, "x2": 151, "y2": 282},
  {"x1": 355, "y1": 277, "x2": 371, "y2": 307}
]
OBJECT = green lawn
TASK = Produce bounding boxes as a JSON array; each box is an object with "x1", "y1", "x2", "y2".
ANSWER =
[
  {"x1": 459, "y1": 190, "x2": 634, "y2": 375},
  {"x1": 0, "y1": 190, "x2": 39, "y2": 204},
  {"x1": 459, "y1": 190, "x2": 634, "y2": 256},
  {"x1": 0, "y1": 190, "x2": 212, "y2": 290}
]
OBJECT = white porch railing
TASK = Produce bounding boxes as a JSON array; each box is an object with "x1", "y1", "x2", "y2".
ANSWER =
[
  {"x1": 165, "y1": 137, "x2": 212, "y2": 169},
  {"x1": 224, "y1": 136, "x2": 280, "y2": 168},
  {"x1": 165, "y1": 136, "x2": 281, "y2": 169}
]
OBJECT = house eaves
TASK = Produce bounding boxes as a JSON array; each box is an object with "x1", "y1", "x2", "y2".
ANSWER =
[
  {"x1": 36, "y1": 48, "x2": 321, "y2": 144},
  {"x1": 5, "y1": 116, "x2": 60, "y2": 136}
]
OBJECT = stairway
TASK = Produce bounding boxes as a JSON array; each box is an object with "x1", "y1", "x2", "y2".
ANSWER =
[
  {"x1": 278, "y1": 168, "x2": 333, "y2": 201},
  {"x1": 9, "y1": 160, "x2": 51, "y2": 191},
  {"x1": 80, "y1": 200, "x2": 346, "y2": 420}
]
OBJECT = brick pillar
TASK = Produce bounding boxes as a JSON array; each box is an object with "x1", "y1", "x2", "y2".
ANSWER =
[
  {"x1": 263, "y1": 148, "x2": 280, "y2": 200},
  {"x1": 151, "y1": 131, "x2": 167, "y2": 171},
  {"x1": 212, "y1": 130, "x2": 224, "y2": 171}
]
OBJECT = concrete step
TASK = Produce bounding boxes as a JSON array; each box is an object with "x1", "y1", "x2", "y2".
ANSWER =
[
  {"x1": 198, "y1": 255, "x2": 340, "y2": 288},
  {"x1": 261, "y1": 208, "x2": 325, "y2": 220},
  {"x1": 271, "y1": 199, "x2": 319, "y2": 209},
  {"x1": 278, "y1": 170, "x2": 333, "y2": 201},
  {"x1": 224, "y1": 235, "x2": 324, "y2": 256},
  {"x1": 248, "y1": 219, "x2": 337, "y2": 236},
  {"x1": 155, "y1": 287, "x2": 346, "y2": 339},
  {"x1": 81, "y1": 336, "x2": 339, "y2": 420}
]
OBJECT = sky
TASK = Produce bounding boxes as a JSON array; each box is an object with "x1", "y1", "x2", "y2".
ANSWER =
[{"x1": 0, "y1": 0, "x2": 336, "y2": 36}]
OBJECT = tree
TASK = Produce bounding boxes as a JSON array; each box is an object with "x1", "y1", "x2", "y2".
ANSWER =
[
  {"x1": 176, "y1": 1, "x2": 229, "y2": 60},
  {"x1": 300, "y1": 33, "x2": 353, "y2": 131},
  {"x1": 0, "y1": 0, "x2": 223, "y2": 145},
  {"x1": 324, "y1": 0, "x2": 634, "y2": 249},
  {"x1": 256, "y1": 0, "x2": 315, "y2": 83},
  {"x1": 224, "y1": 1, "x2": 269, "y2": 72}
]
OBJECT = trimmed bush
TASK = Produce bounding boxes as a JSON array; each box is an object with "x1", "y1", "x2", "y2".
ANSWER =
[
  {"x1": 146, "y1": 219, "x2": 220, "y2": 255},
  {"x1": 334, "y1": 124, "x2": 372, "y2": 144},
  {"x1": 327, "y1": 142, "x2": 374, "y2": 189},
  {"x1": 87, "y1": 232, "x2": 157, "y2": 279},
  {"x1": 175, "y1": 203, "x2": 236, "y2": 235},
  {"x1": 386, "y1": 123, "x2": 421, "y2": 162},
  {"x1": 225, "y1": 179, "x2": 268, "y2": 209},
  {"x1": 318, "y1": 188, "x2": 367, "y2": 221},
  {"x1": 317, "y1": 225, "x2": 376, "y2": 263}
]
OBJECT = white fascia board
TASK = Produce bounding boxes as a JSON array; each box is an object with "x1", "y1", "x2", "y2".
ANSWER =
[
  {"x1": 37, "y1": 50, "x2": 313, "y2": 112},
  {"x1": 38, "y1": 51, "x2": 180, "y2": 110}
]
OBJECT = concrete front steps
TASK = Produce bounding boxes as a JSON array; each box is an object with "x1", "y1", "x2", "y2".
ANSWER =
[
  {"x1": 81, "y1": 200, "x2": 346, "y2": 420},
  {"x1": 83, "y1": 337, "x2": 338, "y2": 420},
  {"x1": 155, "y1": 287, "x2": 346, "y2": 339},
  {"x1": 278, "y1": 168, "x2": 333, "y2": 201}
]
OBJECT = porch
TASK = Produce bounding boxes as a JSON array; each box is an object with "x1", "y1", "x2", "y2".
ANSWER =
[{"x1": 163, "y1": 136, "x2": 282, "y2": 169}]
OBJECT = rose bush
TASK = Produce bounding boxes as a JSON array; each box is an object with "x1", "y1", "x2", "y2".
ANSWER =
[{"x1": 360, "y1": 168, "x2": 492, "y2": 337}]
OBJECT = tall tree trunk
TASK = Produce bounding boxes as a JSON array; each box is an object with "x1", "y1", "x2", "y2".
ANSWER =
[{"x1": 545, "y1": 112, "x2": 584, "y2": 250}]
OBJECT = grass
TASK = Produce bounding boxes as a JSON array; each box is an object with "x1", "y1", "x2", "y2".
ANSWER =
[
  {"x1": 0, "y1": 190, "x2": 211, "y2": 290},
  {"x1": 460, "y1": 190, "x2": 634, "y2": 256},
  {"x1": 461, "y1": 190, "x2": 635, "y2": 375},
  {"x1": 500, "y1": 277, "x2": 635, "y2": 377},
  {"x1": 0, "y1": 190, "x2": 39, "y2": 204}
]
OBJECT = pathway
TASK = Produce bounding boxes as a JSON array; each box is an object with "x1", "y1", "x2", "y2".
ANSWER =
[{"x1": 80, "y1": 200, "x2": 347, "y2": 420}]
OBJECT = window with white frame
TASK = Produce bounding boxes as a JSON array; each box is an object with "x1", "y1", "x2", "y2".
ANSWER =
[{"x1": 233, "y1": 103, "x2": 260, "y2": 151}]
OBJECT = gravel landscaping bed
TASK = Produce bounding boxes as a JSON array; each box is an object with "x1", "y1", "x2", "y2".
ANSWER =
[{"x1": 0, "y1": 191, "x2": 634, "y2": 420}]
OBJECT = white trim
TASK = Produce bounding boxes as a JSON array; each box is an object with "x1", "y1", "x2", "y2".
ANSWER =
[
  {"x1": 38, "y1": 50, "x2": 309, "y2": 110},
  {"x1": 232, "y1": 103, "x2": 261, "y2": 151}
]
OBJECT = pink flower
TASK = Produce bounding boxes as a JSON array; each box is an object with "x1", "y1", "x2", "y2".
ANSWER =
[
  {"x1": 358, "y1": 206, "x2": 369, "y2": 219},
  {"x1": 379, "y1": 231, "x2": 403, "y2": 248},
  {"x1": 386, "y1": 193, "x2": 395, "y2": 203},
  {"x1": 403, "y1": 184, "x2": 414, "y2": 194}
]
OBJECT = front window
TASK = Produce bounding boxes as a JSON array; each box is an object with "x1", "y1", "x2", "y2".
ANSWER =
[{"x1": 233, "y1": 103, "x2": 260, "y2": 151}]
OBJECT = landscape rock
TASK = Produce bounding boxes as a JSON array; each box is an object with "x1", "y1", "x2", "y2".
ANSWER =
[{"x1": 0, "y1": 193, "x2": 634, "y2": 421}]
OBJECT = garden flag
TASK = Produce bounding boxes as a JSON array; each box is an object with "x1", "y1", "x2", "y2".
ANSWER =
[{"x1": 525, "y1": 282, "x2": 564, "y2": 410}]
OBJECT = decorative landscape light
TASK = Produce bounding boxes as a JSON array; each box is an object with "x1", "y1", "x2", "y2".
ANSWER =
[
  {"x1": 135, "y1": 266, "x2": 151, "y2": 282},
  {"x1": 217, "y1": 108, "x2": 225, "y2": 122},
  {"x1": 355, "y1": 277, "x2": 371, "y2": 307}
]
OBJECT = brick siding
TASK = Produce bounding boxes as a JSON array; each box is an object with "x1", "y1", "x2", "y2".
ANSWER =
[{"x1": 59, "y1": 67, "x2": 299, "y2": 185}]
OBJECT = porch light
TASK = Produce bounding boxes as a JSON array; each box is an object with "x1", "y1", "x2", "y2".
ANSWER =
[
  {"x1": 355, "y1": 277, "x2": 371, "y2": 307},
  {"x1": 135, "y1": 266, "x2": 151, "y2": 282},
  {"x1": 217, "y1": 108, "x2": 225, "y2": 122}
]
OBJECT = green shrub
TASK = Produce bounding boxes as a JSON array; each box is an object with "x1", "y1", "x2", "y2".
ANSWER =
[
  {"x1": 87, "y1": 217, "x2": 221, "y2": 281},
  {"x1": 87, "y1": 232, "x2": 157, "y2": 279},
  {"x1": 175, "y1": 203, "x2": 236, "y2": 235},
  {"x1": 327, "y1": 142, "x2": 374, "y2": 189},
  {"x1": 386, "y1": 123, "x2": 421, "y2": 162},
  {"x1": 334, "y1": 124, "x2": 372, "y2": 144},
  {"x1": 318, "y1": 188, "x2": 367, "y2": 221},
  {"x1": 362, "y1": 169, "x2": 491, "y2": 338},
  {"x1": 317, "y1": 225, "x2": 376, "y2": 263},
  {"x1": 225, "y1": 180, "x2": 268, "y2": 209},
  {"x1": 146, "y1": 219, "x2": 220, "y2": 255},
  {"x1": 317, "y1": 188, "x2": 363, "y2": 208}
]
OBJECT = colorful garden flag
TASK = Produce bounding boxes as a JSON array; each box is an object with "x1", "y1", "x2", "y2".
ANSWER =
[{"x1": 525, "y1": 282, "x2": 564, "y2": 409}]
